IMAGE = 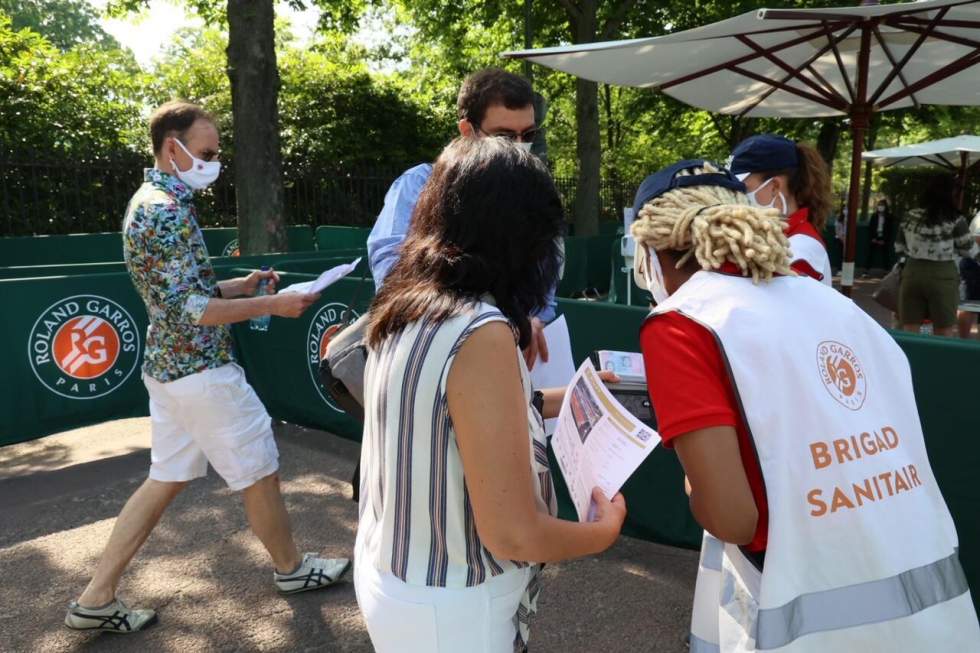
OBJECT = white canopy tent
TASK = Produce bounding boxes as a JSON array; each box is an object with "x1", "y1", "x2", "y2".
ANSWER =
[
  {"x1": 864, "y1": 135, "x2": 980, "y2": 209},
  {"x1": 863, "y1": 135, "x2": 980, "y2": 168},
  {"x1": 504, "y1": 0, "x2": 980, "y2": 293}
]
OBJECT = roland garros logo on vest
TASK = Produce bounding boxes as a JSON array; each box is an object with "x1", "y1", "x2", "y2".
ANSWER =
[
  {"x1": 306, "y1": 302, "x2": 357, "y2": 413},
  {"x1": 816, "y1": 340, "x2": 867, "y2": 411},
  {"x1": 29, "y1": 295, "x2": 140, "y2": 400}
]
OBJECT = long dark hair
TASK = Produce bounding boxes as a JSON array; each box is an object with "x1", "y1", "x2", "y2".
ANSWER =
[
  {"x1": 917, "y1": 172, "x2": 958, "y2": 224},
  {"x1": 367, "y1": 137, "x2": 564, "y2": 349}
]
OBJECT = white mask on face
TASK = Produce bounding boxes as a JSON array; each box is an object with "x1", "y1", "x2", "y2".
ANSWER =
[
  {"x1": 633, "y1": 245, "x2": 670, "y2": 305},
  {"x1": 516, "y1": 141, "x2": 533, "y2": 153},
  {"x1": 170, "y1": 138, "x2": 220, "y2": 190},
  {"x1": 746, "y1": 177, "x2": 787, "y2": 215}
]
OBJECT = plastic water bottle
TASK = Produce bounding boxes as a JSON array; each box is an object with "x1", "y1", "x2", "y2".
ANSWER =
[{"x1": 250, "y1": 265, "x2": 272, "y2": 332}]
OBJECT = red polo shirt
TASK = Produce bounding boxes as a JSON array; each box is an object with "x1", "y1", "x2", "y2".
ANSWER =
[
  {"x1": 640, "y1": 285, "x2": 769, "y2": 552},
  {"x1": 785, "y1": 207, "x2": 826, "y2": 282}
]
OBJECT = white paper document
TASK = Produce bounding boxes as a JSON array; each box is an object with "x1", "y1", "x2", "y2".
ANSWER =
[
  {"x1": 279, "y1": 257, "x2": 361, "y2": 295},
  {"x1": 553, "y1": 359, "x2": 661, "y2": 521},
  {"x1": 529, "y1": 316, "x2": 577, "y2": 436}
]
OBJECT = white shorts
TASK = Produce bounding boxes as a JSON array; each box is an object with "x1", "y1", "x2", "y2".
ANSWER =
[
  {"x1": 144, "y1": 363, "x2": 278, "y2": 491},
  {"x1": 354, "y1": 551, "x2": 530, "y2": 653}
]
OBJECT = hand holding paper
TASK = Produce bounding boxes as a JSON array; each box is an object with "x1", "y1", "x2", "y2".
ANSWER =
[{"x1": 279, "y1": 257, "x2": 362, "y2": 295}]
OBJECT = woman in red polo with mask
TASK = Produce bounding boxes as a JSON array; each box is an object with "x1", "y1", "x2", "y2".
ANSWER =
[{"x1": 729, "y1": 134, "x2": 834, "y2": 286}]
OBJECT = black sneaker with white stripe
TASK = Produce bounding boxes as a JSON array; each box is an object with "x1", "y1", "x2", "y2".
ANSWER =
[
  {"x1": 64, "y1": 598, "x2": 157, "y2": 633},
  {"x1": 274, "y1": 552, "x2": 350, "y2": 595}
]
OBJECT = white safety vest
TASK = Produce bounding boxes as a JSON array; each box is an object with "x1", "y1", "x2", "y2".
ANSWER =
[
  {"x1": 648, "y1": 271, "x2": 979, "y2": 653},
  {"x1": 788, "y1": 233, "x2": 833, "y2": 287}
]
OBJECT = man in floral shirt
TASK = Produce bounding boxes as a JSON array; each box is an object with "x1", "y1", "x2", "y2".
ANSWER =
[{"x1": 65, "y1": 102, "x2": 350, "y2": 633}]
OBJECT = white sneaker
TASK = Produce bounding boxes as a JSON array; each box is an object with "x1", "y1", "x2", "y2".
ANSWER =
[
  {"x1": 274, "y1": 552, "x2": 350, "y2": 595},
  {"x1": 65, "y1": 598, "x2": 157, "y2": 633}
]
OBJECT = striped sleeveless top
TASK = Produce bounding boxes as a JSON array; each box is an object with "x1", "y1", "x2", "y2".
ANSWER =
[{"x1": 357, "y1": 301, "x2": 557, "y2": 589}]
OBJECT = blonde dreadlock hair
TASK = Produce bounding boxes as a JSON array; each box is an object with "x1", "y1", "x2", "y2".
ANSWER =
[{"x1": 630, "y1": 163, "x2": 794, "y2": 283}]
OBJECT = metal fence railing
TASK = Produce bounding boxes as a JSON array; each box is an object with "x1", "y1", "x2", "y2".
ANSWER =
[{"x1": 0, "y1": 153, "x2": 636, "y2": 237}]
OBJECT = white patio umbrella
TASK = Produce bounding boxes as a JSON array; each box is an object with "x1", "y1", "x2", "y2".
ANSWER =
[
  {"x1": 504, "y1": 0, "x2": 980, "y2": 294},
  {"x1": 863, "y1": 134, "x2": 980, "y2": 209}
]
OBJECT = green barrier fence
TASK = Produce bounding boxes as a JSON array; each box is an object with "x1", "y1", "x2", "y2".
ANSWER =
[
  {"x1": 269, "y1": 250, "x2": 367, "y2": 276},
  {"x1": 0, "y1": 261, "x2": 130, "y2": 280},
  {"x1": 0, "y1": 225, "x2": 319, "y2": 269},
  {"x1": 202, "y1": 225, "x2": 318, "y2": 256},
  {"x1": 287, "y1": 225, "x2": 316, "y2": 252},
  {"x1": 0, "y1": 232, "x2": 124, "y2": 266},
  {"x1": 1, "y1": 263, "x2": 977, "y2": 611},
  {"x1": 0, "y1": 252, "x2": 369, "y2": 446},
  {"x1": 0, "y1": 249, "x2": 363, "y2": 281},
  {"x1": 315, "y1": 226, "x2": 371, "y2": 252},
  {"x1": 1, "y1": 272, "x2": 151, "y2": 446},
  {"x1": 201, "y1": 227, "x2": 240, "y2": 257},
  {"x1": 586, "y1": 234, "x2": 618, "y2": 292},
  {"x1": 559, "y1": 237, "x2": 589, "y2": 297},
  {"x1": 890, "y1": 330, "x2": 980, "y2": 615}
]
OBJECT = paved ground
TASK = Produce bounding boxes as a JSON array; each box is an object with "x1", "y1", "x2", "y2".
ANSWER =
[{"x1": 0, "y1": 419, "x2": 697, "y2": 653}]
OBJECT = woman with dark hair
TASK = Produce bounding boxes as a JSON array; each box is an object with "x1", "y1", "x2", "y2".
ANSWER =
[
  {"x1": 354, "y1": 137, "x2": 626, "y2": 653},
  {"x1": 895, "y1": 173, "x2": 973, "y2": 336},
  {"x1": 729, "y1": 134, "x2": 834, "y2": 285}
]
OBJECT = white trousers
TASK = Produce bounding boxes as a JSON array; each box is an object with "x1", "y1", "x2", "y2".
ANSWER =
[{"x1": 354, "y1": 556, "x2": 530, "y2": 653}]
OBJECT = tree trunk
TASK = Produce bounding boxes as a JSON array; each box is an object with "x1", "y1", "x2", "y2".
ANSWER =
[
  {"x1": 816, "y1": 119, "x2": 842, "y2": 168},
  {"x1": 226, "y1": 0, "x2": 287, "y2": 255},
  {"x1": 572, "y1": 1, "x2": 600, "y2": 237}
]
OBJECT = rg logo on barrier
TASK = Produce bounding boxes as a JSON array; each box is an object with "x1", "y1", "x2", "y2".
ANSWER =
[
  {"x1": 306, "y1": 302, "x2": 357, "y2": 413},
  {"x1": 816, "y1": 340, "x2": 867, "y2": 411},
  {"x1": 222, "y1": 239, "x2": 240, "y2": 257},
  {"x1": 28, "y1": 295, "x2": 140, "y2": 400}
]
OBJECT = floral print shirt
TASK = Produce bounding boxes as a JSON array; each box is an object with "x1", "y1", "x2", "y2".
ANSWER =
[
  {"x1": 123, "y1": 169, "x2": 233, "y2": 382},
  {"x1": 895, "y1": 208, "x2": 972, "y2": 262}
]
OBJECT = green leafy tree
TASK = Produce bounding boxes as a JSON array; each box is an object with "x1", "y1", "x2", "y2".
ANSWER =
[
  {"x1": 0, "y1": 0, "x2": 118, "y2": 51},
  {"x1": 0, "y1": 14, "x2": 149, "y2": 233}
]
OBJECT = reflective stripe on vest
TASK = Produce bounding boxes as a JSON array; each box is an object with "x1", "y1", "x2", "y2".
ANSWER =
[
  {"x1": 755, "y1": 551, "x2": 970, "y2": 650},
  {"x1": 702, "y1": 534, "x2": 723, "y2": 572},
  {"x1": 691, "y1": 633, "x2": 722, "y2": 653},
  {"x1": 690, "y1": 533, "x2": 725, "y2": 651}
]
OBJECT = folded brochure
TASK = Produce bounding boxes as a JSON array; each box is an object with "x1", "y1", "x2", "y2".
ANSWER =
[{"x1": 552, "y1": 359, "x2": 661, "y2": 521}]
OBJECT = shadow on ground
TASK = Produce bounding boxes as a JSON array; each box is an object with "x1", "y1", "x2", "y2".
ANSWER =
[{"x1": 0, "y1": 421, "x2": 697, "y2": 653}]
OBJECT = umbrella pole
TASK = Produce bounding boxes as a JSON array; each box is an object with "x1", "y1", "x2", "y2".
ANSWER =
[
  {"x1": 842, "y1": 24, "x2": 872, "y2": 298},
  {"x1": 843, "y1": 115, "x2": 867, "y2": 297}
]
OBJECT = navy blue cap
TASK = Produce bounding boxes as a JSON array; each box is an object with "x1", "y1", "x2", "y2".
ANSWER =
[
  {"x1": 632, "y1": 159, "x2": 746, "y2": 217},
  {"x1": 728, "y1": 134, "x2": 798, "y2": 180}
]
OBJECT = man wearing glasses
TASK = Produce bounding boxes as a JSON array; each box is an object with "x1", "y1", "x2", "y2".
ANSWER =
[{"x1": 367, "y1": 68, "x2": 556, "y2": 367}]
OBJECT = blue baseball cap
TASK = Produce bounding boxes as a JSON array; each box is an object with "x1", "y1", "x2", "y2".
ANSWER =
[
  {"x1": 728, "y1": 134, "x2": 799, "y2": 181},
  {"x1": 632, "y1": 159, "x2": 746, "y2": 218}
]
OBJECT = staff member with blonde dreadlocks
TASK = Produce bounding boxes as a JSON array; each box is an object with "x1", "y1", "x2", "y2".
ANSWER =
[{"x1": 632, "y1": 160, "x2": 978, "y2": 653}]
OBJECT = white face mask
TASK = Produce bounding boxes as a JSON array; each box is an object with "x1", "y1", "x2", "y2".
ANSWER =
[
  {"x1": 170, "y1": 138, "x2": 220, "y2": 190},
  {"x1": 746, "y1": 177, "x2": 787, "y2": 215},
  {"x1": 633, "y1": 245, "x2": 670, "y2": 305},
  {"x1": 516, "y1": 141, "x2": 533, "y2": 153}
]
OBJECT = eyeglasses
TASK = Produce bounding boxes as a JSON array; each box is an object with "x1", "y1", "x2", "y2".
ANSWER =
[{"x1": 473, "y1": 124, "x2": 540, "y2": 144}]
